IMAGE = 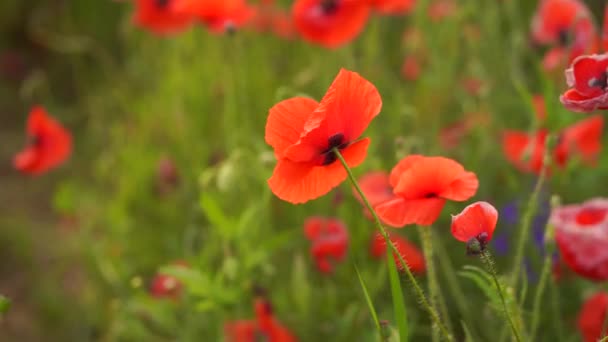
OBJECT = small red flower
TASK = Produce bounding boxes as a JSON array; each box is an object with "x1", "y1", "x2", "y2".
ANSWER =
[
  {"x1": 560, "y1": 54, "x2": 608, "y2": 112},
  {"x1": 450, "y1": 201, "x2": 498, "y2": 247},
  {"x1": 132, "y1": 0, "x2": 194, "y2": 35},
  {"x1": 577, "y1": 292, "x2": 608, "y2": 342},
  {"x1": 292, "y1": 0, "x2": 371, "y2": 48},
  {"x1": 304, "y1": 217, "x2": 348, "y2": 274},
  {"x1": 265, "y1": 69, "x2": 382, "y2": 204},
  {"x1": 149, "y1": 261, "x2": 189, "y2": 299},
  {"x1": 532, "y1": 95, "x2": 548, "y2": 121},
  {"x1": 531, "y1": 0, "x2": 597, "y2": 71},
  {"x1": 171, "y1": 0, "x2": 254, "y2": 33},
  {"x1": 225, "y1": 298, "x2": 297, "y2": 342},
  {"x1": 502, "y1": 115, "x2": 603, "y2": 174},
  {"x1": 369, "y1": 232, "x2": 425, "y2": 273},
  {"x1": 428, "y1": 0, "x2": 457, "y2": 22},
  {"x1": 551, "y1": 198, "x2": 608, "y2": 281},
  {"x1": 401, "y1": 55, "x2": 422, "y2": 81},
  {"x1": 371, "y1": 0, "x2": 415, "y2": 15},
  {"x1": 14, "y1": 106, "x2": 72, "y2": 175},
  {"x1": 374, "y1": 155, "x2": 479, "y2": 227}
]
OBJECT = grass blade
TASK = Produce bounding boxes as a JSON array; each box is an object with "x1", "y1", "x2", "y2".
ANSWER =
[
  {"x1": 354, "y1": 263, "x2": 382, "y2": 337},
  {"x1": 387, "y1": 248, "x2": 409, "y2": 342}
]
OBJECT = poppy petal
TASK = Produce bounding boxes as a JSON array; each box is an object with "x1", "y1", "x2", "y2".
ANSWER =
[
  {"x1": 439, "y1": 171, "x2": 479, "y2": 201},
  {"x1": 268, "y1": 138, "x2": 369, "y2": 204},
  {"x1": 388, "y1": 154, "x2": 424, "y2": 188},
  {"x1": 450, "y1": 201, "x2": 498, "y2": 242},
  {"x1": 502, "y1": 130, "x2": 546, "y2": 173},
  {"x1": 559, "y1": 115, "x2": 603, "y2": 164},
  {"x1": 265, "y1": 97, "x2": 319, "y2": 158},
  {"x1": 375, "y1": 197, "x2": 446, "y2": 227},
  {"x1": 353, "y1": 171, "x2": 393, "y2": 208}
]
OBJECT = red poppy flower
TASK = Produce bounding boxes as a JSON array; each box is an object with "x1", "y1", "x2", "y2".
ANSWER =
[
  {"x1": 428, "y1": 0, "x2": 457, "y2": 22},
  {"x1": 551, "y1": 198, "x2": 608, "y2": 281},
  {"x1": 14, "y1": 106, "x2": 72, "y2": 175},
  {"x1": 578, "y1": 292, "x2": 608, "y2": 342},
  {"x1": 265, "y1": 69, "x2": 382, "y2": 204},
  {"x1": 150, "y1": 261, "x2": 188, "y2": 299},
  {"x1": 374, "y1": 155, "x2": 479, "y2": 227},
  {"x1": 132, "y1": 0, "x2": 194, "y2": 35},
  {"x1": 531, "y1": 0, "x2": 597, "y2": 71},
  {"x1": 401, "y1": 55, "x2": 422, "y2": 81},
  {"x1": 171, "y1": 0, "x2": 254, "y2": 33},
  {"x1": 304, "y1": 217, "x2": 348, "y2": 273},
  {"x1": 502, "y1": 115, "x2": 603, "y2": 174},
  {"x1": 292, "y1": 0, "x2": 371, "y2": 48},
  {"x1": 450, "y1": 201, "x2": 497, "y2": 244},
  {"x1": 369, "y1": 232, "x2": 425, "y2": 273},
  {"x1": 353, "y1": 171, "x2": 393, "y2": 218},
  {"x1": 371, "y1": 0, "x2": 415, "y2": 15},
  {"x1": 225, "y1": 298, "x2": 297, "y2": 342},
  {"x1": 560, "y1": 54, "x2": 608, "y2": 112}
]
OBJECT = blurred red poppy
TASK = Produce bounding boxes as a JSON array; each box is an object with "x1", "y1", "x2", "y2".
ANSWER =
[
  {"x1": 428, "y1": 0, "x2": 457, "y2": 22},
  {"x1": 292, "y1": 0, "x2": 371, "y2": 48},
  {"x1": 531, "y1": 0, "x2": 597, "y2": 71},
  {"x1": 354, "y1": 171, "x2": 393, "y2": 218},
  {"x1": 304, "y1": 217, "x2": 348, "y2": 273},
  {"x1": 502, "y1": 115, "x2": 603, "y2": 174},
  {"x1": 561, "y1": 54, "x2": 608, "y2": 112},
  {"x1": 369, "y1": 232, "x2": 425, "y2": 273},
  {"x1": 551, "y1": 198, "x2": 608, "y2": 281},
  {"x1": 265, "y1": 69, "x2": 382, "y2": 204},
  {"x1": 14, "y1": 106, "x2": 72, "y2": 175},
  {"x1": 171, "y1": 0, "x2": 254, "y2": 33},
  {"x1": 132, "y1": 0, "x2": 194, "y2": 35},
  {"x1": 149, "y1": 261, "x2": 189, "y2": 299},
  {"x1": 371, "y1": 0, "x2": 415, "y2": 15},
  {"x1": 251, "y1": 3, "x2": 296, "y2": 39},
  {"x1": 401, "y1": 55, "x2": 422, "y2": 81},
  {"x1": 225, "y1": 298, "x2": 297, "y2": 342},
  {"x1": 578, "y1": 292, "x2": 608, "y2": 342},
  {"x1": 450, "y1": 201, "x2": 498, "y2": 247},
  {"x1": 374, "y1": 155, "x2": 478, "y2": 227}
]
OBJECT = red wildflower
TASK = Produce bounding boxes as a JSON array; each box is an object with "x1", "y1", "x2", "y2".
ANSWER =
[
  {"x1": 149, "y1": 261, "x2": 189, "y2": 299},
  {"x1": 132, "y1": 0, "x2": 194, "y2": 35},
  {"x1": 251, "y1": 3, "x2": 296, "y2": 39},
  {"x1": 292, "y1": 0, "x2": 371, "y2": 48},
  {"x1": 531, "y1": 0, "x2": 597, "y2": 71},
  {"x1": 577, "y1": 292, "x2": 608, "y2": 342},
  {"x1": 354, "y1": 171, "x2": 393, "y2": 218},
  {"x1": 532, "y1": 95, "x2": 548, "y2": 121},
  {"x1": 428, "y1": 0, "x2": 457, "y2": 22},
  {"x1": 560, "y1": 54, "x2": 608, "y2": 112},
  {"x1": 374, "y1": 155, "x2": 479, "y2": 227},
  {"x1": 304, "y1": 217, "x2": 348, "y2": 273},
  {"x1": 369, "y1": 232, "x2": 425, "y2": 273},
  {"x1": 265, "y1": 69, "x2": 382, "y2": 204},
  {"x1": 371, "y1": 0, "x2": 415, "y2": 15},
  {"x1": 225, "y1": 298, "x2": 297, "y2": 342},
  {"x1": 502, "y1": 115, "x2": 603, "y2": 174},
  {"x1": 450, "y1": 201, "x2": 498, "y2": 248},
  {"x1": 401, "y1": 55, "x2": 422, "y2": 81},
  {"x1": 551, "y1": 198, "x2": 608, "y2": 281},
  {"x1": 14, "y1": 106, "x2": 72, "y2": 175},
  {"x1": 171, "y1": 0, "x2": 254, "y2": 33},
  {"x1": 438, "y1": 112, "x2": 489, "y2": 150}
]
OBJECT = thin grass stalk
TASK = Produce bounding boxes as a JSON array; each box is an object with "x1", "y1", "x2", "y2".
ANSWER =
[{"x1": 333, "y1": 148, "x2": 453, "y2": 341}]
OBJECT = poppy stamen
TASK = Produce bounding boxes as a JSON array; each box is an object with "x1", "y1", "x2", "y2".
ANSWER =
[
  {"x1": 588, "y1": 71, "x2": 608, "y2": 90},
  {"x1": 320, "y1": 0, "x2": 339, "y2": 14},
  {"x1": 557, "y1": 28, "x2": 570, "y2": 46},
  {"x1": 155, "y1": 0, "x2": 170, "y2": 8},
  {"x1": 321, "y1": 133, "x2": 347, "y2": 165}
]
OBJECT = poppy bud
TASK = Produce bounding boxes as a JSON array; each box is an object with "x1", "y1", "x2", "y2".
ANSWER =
[{"x1": 466, "y1": 232, "x2": 488, "y2": 256}]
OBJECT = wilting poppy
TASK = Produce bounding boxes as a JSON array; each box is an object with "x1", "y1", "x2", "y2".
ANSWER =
[
  {"x1": 451, "y1": 201, "x2": 498, "y2": 254},
  {"x1": 577, "y1": 292, "x2": 608, "y2": 342},
  {"x1": 502, "y1": 115, "x2": 603, "y2": 174},
  {"x1": 171, "y1": 0, "x2": 254, "y2": 33},
  {"x1": 225, "y1": 298, "x2": 297, "y2": 342},
  {"x1": 531, "y1": 0, "x2": 597, "y2": 71},
  {"x1": 265, "y1": 68, "x2": 382, "y2": 204},
  {"x1": 551, "y1": 198, "x2": 608, "y2": 281},
  {"x1": 132, "y1": 0, "x2": 194, "y2": 35},
  {"x1": 292, "y1": 0, "x2": 371, "y2": 48},
  {"x1": 149, "y1": 261, "x2": 188, "y2": 299},
  {"x1": 374, "y1": 155, "x2": 479, "y2": 227},
  {"x1": 371, "y1": 0, "x2": 415, "y2": 15},
  {"x1": 14, "y1": 106, "x2": 72, "y2": 175},
  {"x1": 304, "y1": 217, "x2": 348, "y2": 273},
  {"x1": 369, "y1": 232, "x2": 425, "y2": 273},
  {"x1": 560, "y1": 54, "x2": 608, "y2": 112}
]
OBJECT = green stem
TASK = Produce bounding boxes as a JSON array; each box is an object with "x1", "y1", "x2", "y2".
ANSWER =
[
  {"x1": 529, "y1": 254, "x2": 551, "y2": 340},
  {"x1": 333, "y1": 148, "x2": 452, "y2": 341},
  {"x1": 481, "y1": 250, "x2": 523, "y2": 342},
  {"x1": 418, "y1": 226, "x2": 453, "y2": 341}
]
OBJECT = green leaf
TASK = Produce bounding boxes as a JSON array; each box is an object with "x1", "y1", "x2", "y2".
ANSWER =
[
  {"x1": 354, "y1": 263, "x2": 381, "y2": 336},
  {"x1": 387, "y1": 248, "x2": 409, "y2": 342},
  {"x1": 461, "y1": 320, "x2": 476, "y2": 342},
  {"x1": 0, "y1": 295, "x2": 10, "y2": 315}
]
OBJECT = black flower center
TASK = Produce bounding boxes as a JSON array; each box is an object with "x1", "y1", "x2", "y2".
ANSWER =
[
  {"x1": 29, "y1": 134, "x2": 42, "y2": 147},
  {"x1": 321, "y1": 133, "x2": 348, "y2": 165},
  {"x1": 424, "y1": 192, "x2": 438, "y2": 198},
  {"x1": 588, "y1": 71, "x2": 608, "y2": 90},
  {"x1": 557, "y1": 28, "x2": 569, "y2": 47},
  {"x1": 155, "y1": 0, "x2": 170, "y2": 9},
  {"x1": 320, "y1": 0, "x2": 339, "y2": 15}
]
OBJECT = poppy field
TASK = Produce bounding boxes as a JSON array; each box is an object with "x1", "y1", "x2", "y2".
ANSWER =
[{"x1": 4, "y1": 0, "x2": 608, "y2": 341}]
